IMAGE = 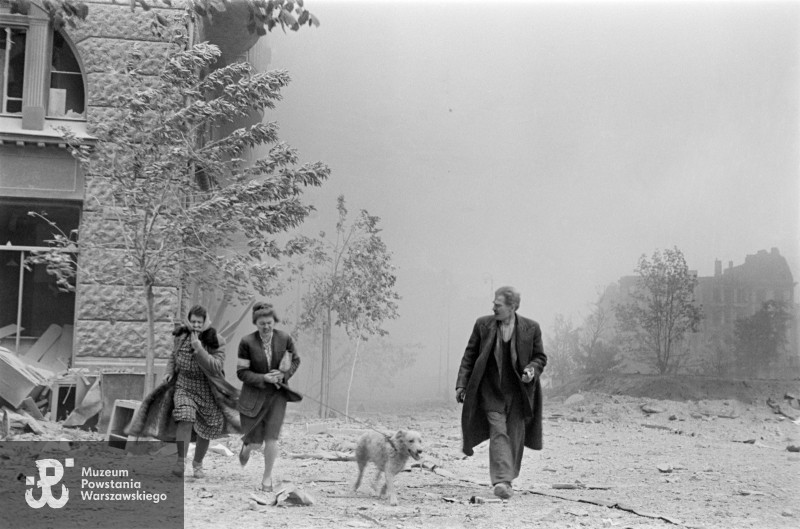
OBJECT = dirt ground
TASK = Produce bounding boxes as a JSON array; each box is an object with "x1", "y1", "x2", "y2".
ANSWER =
[{"x1": 13, "y1": 376, "x2": 800, "y2": 529}]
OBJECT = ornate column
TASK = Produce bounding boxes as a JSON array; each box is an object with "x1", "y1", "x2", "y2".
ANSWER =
[{"x1": 21, "y1": 17, "x2": 51, "y2": 130}]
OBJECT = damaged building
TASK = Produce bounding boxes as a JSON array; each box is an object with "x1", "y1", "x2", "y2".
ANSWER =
[{"x1": 0, "y1": 0, "x2": 270, "y2": 428}]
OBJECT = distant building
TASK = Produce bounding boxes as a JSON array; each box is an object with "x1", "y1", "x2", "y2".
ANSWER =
[
  {"x1": 607, "y1": 248, "x2": 798, "y2": 374},
  {"x1": 695, "y1": 248, "x2": 796, "y2": 330}
]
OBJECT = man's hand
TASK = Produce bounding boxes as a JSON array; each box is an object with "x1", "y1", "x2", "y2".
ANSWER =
[
  {"x1": 455, "y1": 388, "x2": 466, "y2": 403},
  {"x1": 521, "y1": 367, "x2": 536, "y2": 384}
]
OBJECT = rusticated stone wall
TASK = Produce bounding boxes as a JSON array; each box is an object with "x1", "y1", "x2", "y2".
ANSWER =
[{"x1": 65, "y1": 1, "x2": 187, "y2": 366}]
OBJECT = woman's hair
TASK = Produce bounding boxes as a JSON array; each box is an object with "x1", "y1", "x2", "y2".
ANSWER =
[
  {"x1": 187, "y1": 304, "x2": 208, "y2": 321},
  {"x1": 494, "y1": 286, "x2": 521, "y2": 311},
  {"x1": 252, "y1": 301, "x2": 280, "y2": 324}
]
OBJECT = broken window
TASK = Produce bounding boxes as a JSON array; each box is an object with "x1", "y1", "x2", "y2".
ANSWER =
[
  {"x1": 48, "y1": 31, "x2": 84, "y2": 118},
  {"x1": 1, "y1": 26, "x2": 26, "y2": 114},
  {"x1": 0, "y1": 199, "x2": 79, "y2": 364}
]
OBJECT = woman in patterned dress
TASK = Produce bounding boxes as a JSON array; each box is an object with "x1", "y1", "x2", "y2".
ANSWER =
[
  {"x1": 236, "y1": 302, "x2": 302, "y2": 491},
  {"x1": 164, "y1": 304, "x2": 226, "y2": 478}
]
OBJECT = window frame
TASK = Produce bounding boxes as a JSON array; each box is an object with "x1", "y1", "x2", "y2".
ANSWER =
[
  {"x1": 0, "y1": 23, "x2": 27, "y2": 116},
  {"x1": 0, "y1": 8, "x2": 87, "y2": 124},
  {"x1": 0, "y1": 198, "x2": 81, "y2": 355}
]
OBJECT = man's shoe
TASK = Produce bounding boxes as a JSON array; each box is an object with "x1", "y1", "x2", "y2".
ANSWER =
[
  {"x1": 239, "y1": 443, "x2": 251, "y2": 467},
  {"x1": 493, "y1": 482, "x2": 513, "y2": 499}
]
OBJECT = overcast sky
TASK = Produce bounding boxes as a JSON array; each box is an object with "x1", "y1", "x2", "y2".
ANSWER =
[{"x1": 259, "y1": 0, "x2": 799, "y2": 389}]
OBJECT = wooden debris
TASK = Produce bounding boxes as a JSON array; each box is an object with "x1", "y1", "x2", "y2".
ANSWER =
[
  {"x1": 1, "y1": 409, "x2": 9, "y2": 439},
  {"x1": 288, "y1": 451, "x2": 354, "y2": 461},
  {"x1": 738, "y1": 489, "x2": 766, "y2": 496},
  {"x1": 552, "y1": 483, "x2": 586, "y2": 490},
  {"x1": 20, "y1": 397, "x2": 44, "y2": 420}
]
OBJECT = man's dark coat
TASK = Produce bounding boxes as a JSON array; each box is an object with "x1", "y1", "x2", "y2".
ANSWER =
[{"x1": 456, "y1": 314, "x2": 547, "y2": 456}]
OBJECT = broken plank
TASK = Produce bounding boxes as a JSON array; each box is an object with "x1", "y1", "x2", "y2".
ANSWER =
[
  {"x1": 20, "y1": 397, "x2": 44, "y2": 420},
  {"x1": 288, "y1": 451, "x2": 355, "y2": 461},
  {"x1": 0, "y1": 324, "x2": 22, "y2": 340},
  {"x1": 23, "y1": 325, "x2": 61, "y2": 364}
]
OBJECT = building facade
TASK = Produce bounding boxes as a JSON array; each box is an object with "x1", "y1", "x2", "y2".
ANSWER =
[
  {"x1": 0, "y1": 0, "x2": 266, "y2": 373},
  {"x1": 695, "y1": 248, "x2": 796, "y2": 330}
]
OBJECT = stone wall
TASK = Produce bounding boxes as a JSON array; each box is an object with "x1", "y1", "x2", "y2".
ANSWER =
[{"x1": 66, "y1": 1, "x2": 186, "y2": 366}]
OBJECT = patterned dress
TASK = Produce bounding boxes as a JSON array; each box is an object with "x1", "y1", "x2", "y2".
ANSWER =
[{"x1": 172, "y1": 335, "x2": 225, "y2": 439}]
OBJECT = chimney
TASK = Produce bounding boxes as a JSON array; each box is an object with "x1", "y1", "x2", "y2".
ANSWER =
[{"x1": 715, "y1": 259, "x2": 722, "y2": 277}]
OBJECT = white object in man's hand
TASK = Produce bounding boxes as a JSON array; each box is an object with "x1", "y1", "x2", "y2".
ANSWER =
[
  {"x1": 521, "y1": 368, "x2": 536, "y2": 384},
  {"x1": 263, "y1": 370, "x2": 284, "y2": 384}
]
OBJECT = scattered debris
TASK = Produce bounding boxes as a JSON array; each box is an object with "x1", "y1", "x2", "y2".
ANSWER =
[
  {"x1": 355, "y1": 511, "x2": 384, "y2": 526},
  {"x1": 640, "y1": 403, "x2": 666, "y2": 414},
  {"x1": 1, "y1": 409, "x2": 9, "y2": 439},
  {"x1": 786, "y1": 445, "x2": 800, "y2": 453},
  {"x1": 564, "y1": 394, "x2": 585, "y2": 406},
  {"x1": 0, "y1": 347, "x2": 53, "y2": 409},
  {"x1": 738, "y1": 489, "x2": 766, "y2": 496},
  {"x1": 21, "y1": 397, "x2": 45, "y2": 420},
  {"x1": 63, "y1": 378, "x2": 101, "y2": 428},
  {"x1": 469, "y1": 496, "x2": 502, "y2": 504},
  {"x1": 288, "y1": 451, "x2": 354, "y2": 461},
  {"x1": 209, "y1": 443, "x2": 234, "y2": 457},
  {"x1": 249, "y1": 493, "x2": 270, "y2": 506},
  {"x1": 767, "y1": 397, "x2": 800, "y2": 421},
  {"x1": 657, "y1": 464, "x2": 673, "y2": 473},
  {"x1": 273, "y1": 484, "x2": 315, "y2": 507},
  {"x1": 552, "y1": 482, "x2": 586, "y2": 490}
]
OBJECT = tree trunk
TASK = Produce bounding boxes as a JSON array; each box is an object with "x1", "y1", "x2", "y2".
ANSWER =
[
  {"x1": 143, "y1": 282, "x2": 156, "y2": 398},
  {"x1": 345, "y1": 336, "x2": 362, "y2": 423},
  {"x1": 324, "y1": 309, "x2": 332, "y2": 416},
  {"x1": 318, "y1": 320, "x2": 327, "y2": 418}
]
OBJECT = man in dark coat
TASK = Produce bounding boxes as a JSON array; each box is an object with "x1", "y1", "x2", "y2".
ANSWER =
[{"x1": 456, "y1": 286, "x2": 547, "y2": 499}]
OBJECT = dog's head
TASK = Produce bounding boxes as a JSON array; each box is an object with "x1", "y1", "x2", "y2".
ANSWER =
[{"x1": 394, "y1": 430, "x2": 423, "y2": 460}]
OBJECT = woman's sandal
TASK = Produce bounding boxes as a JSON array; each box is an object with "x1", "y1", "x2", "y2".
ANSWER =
[{"x1": 259, "y1": 479, "x2": 273, "y2": 492}]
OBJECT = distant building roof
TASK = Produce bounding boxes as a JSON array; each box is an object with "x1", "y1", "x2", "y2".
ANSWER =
[{"x1": 722, "y1": 248, "x2": 794, "y2": 285}]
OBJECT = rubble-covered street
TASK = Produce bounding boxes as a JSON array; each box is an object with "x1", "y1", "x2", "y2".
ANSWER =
[{"x1": 4, "y1": 374, "x2": 798, "y2": 529}]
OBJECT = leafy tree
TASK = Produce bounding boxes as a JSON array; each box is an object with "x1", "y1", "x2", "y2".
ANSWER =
[
  {"x1": 28, "y1": 35, "x2": 329, "y2": 396},
  {"x1": 299, "y1": 196, "x2": 400, "y2": 418},
  {"x1": 545, "y1": 314, "x2": 579, "y2": 386},
  {"x1": 615, "y1": 247, "x2": 703, "y2": 374},
  {"x1": 8, "y1": 0, "x2": 319, "y2": 34},
  {"x1": 576, "y1": 297, "x2": 623, "y2": 374},
  {"x1": 734, "y1": 300, "x2": 792, "y2": 374}
]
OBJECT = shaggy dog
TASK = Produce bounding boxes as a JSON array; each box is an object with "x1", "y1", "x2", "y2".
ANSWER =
[{"x1": 352, "y1": 430, "x2": 423, "y2": 505}]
